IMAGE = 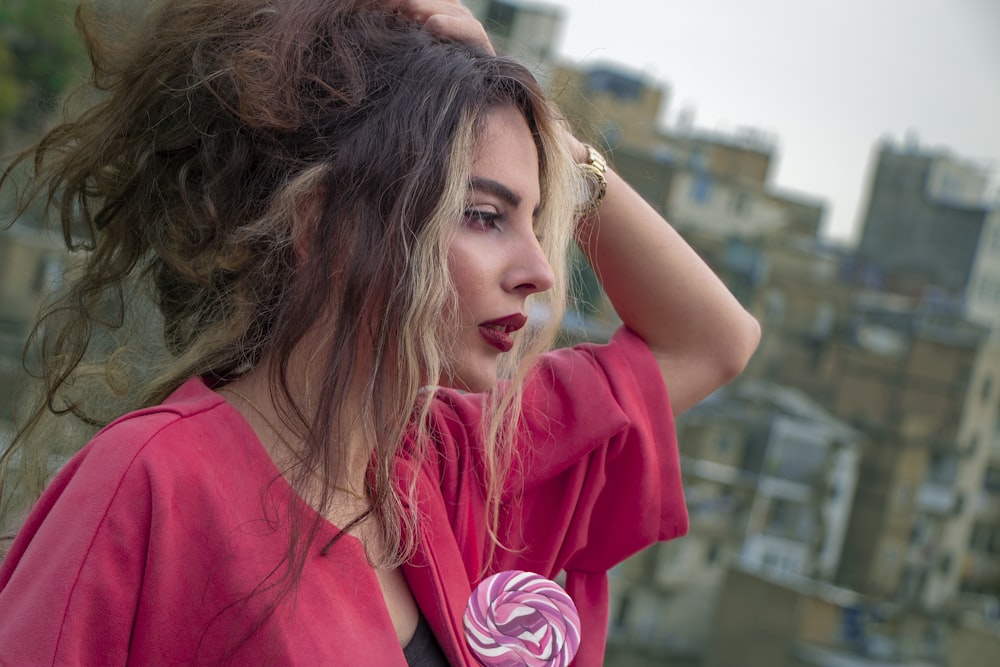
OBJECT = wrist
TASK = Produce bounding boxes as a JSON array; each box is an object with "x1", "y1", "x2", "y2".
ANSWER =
[{"x1": 566, "y1": 135, "x2": 589, "y2": 163}]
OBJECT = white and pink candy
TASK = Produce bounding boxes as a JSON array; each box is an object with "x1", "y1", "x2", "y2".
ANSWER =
[{"x1": 463, "y1": 570, "x2": 581, "y2": 667}]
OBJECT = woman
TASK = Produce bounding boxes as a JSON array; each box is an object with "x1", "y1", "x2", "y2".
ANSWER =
[{"x1": 0, "y1": 0, "x2": 759, "y2": 664}]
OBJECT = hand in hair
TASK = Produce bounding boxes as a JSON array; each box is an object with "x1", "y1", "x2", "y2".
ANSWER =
[{"x1": 397, "y1": 0, "x2": 496, "y2": 54}]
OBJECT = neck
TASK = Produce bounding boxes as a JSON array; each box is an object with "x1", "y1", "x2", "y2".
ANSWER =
[{"x1": 220, "y1": 356, "x2": 373, "y2": 501}]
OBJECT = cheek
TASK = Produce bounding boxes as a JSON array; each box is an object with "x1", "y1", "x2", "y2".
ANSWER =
[
  {"x1": 447, "y1": 239, "x2": 495, "y2": 306},
  {"x1": 446, "y1": 248, "x2": 469, "y2": 291}
]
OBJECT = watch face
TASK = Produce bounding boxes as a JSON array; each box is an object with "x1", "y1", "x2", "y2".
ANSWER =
[
  {"x1": 577, "y1": 145, "x2": 607, "y2": 215},
  {"x1": 578, "y1": 164, "x2": 606, "y2": 215}
]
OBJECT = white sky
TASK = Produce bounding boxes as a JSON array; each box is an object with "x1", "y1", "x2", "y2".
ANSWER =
[{"x1": 540, "y1": 0, "x2": 1000, "y2": 243}]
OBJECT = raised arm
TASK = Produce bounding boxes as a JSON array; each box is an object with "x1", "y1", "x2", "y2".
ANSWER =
[{"x1": 568, "y1": 137, "x2": 761, "y2": 415}]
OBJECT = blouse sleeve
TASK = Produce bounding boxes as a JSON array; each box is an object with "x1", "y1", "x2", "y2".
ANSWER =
[
  {"x1": 426, "y1": 325, "x2": 687, "y2": 579},
  {"x1": 494, "y1": 326, "x2": 688, "y2": 575},
  {"x1": 424, "y1": 327, "x2": 687, "y2": 667}
]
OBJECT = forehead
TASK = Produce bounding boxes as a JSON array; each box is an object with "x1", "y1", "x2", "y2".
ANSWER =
[{"x1": 470, "y1": 105, "x2": 540, "y2": 203}]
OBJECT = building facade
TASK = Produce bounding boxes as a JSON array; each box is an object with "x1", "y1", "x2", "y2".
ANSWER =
[{"x1": 855, "y1": 140, "x2": 993, "y2": 303}]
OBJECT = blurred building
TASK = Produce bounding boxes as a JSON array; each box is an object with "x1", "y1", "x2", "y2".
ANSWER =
[
  {"x1": 684, "y1": 380, "x2": 860, "y2": 581},
  {"x1": 948, "y1": 610, "x2": 1000, "y2": 667},
  {"x1": 966, "y1": 209, "x2": 1000, "y2": 329},
  {"x1": 745, "y1": 232, "x2": 1000, "y2": 617},
  {"x1": 549, "y1": 59, "x2": 826, "y2": 317},
  {"x1": 465, "y1": 0, "x2": 563, "y2": 84},
  {"x1": 603, "y1": 380, "x2": 861, "y2": 661},
  {"x1": 0, "y1": 223, "x2": 67, "y2": 430},
  {"x1": 548, "y1": 60, "x2": 809, "y2": 241},
  {"x1": 824, "y1": 300, "x2": 992, "y2": 609},
  {"x1": 705, "y1": 567, "x2": 864, "y2": 667},
  {"x1": 549, "y1": 62, "x2": 668, "y2": 153},
  {"x1": 684, "y1": 254, "x2": 999, "y2": 665},
  {"x1": 958, "y1": 326, "x2": 1000, "y2": 601},
  {"x1": 854, "y1": 139, "x2": 998, "y2": 328}
]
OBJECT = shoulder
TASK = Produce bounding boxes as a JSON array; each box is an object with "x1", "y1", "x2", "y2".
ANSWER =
[
  {"x1": 41, "y1": 378, "x2": 256, "y2": 518},
  {"x1": 97, "y1": 377, "x2": 232, "y2": 446},
  {"x1": 4, "y1": 377, "x2": 267, "y2": 579},
  {"x1": 86, "y1": 377, "x2": 245, "y2": 470}
]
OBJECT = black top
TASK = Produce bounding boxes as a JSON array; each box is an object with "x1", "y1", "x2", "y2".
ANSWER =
[{"x1": 403, "y1": 614, "x2": 451, "y2": 667}]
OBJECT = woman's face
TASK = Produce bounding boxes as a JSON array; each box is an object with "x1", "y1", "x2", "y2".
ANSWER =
[{"x1": 443, "y1": 104, "x2": 555, "y2": 392}]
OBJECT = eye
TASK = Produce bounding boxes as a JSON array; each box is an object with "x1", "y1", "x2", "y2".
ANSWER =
[{"x1": 463, "y1": 206, "x2": 503, "y2": 231}]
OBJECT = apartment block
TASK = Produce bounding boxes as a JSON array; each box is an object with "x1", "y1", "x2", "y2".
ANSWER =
[
  {"x1": 855, "y1": 140, "x2": 994, "y2": 308},
  {"x1": 603, "y1": 379, "x2": 861, "y2": 660},
  {"x1": 549, "y1": 62, "x2": 667, "y2": 152}
]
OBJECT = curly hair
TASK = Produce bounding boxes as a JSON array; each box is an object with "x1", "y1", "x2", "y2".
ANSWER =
[{"x1": 1, "y1": 0, "x2": 579, "y2": 581}]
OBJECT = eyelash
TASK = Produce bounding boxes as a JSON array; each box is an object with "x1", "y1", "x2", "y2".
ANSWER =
[
  {"x1": 463, "y1": 208, "x2": 503, "y2": 231},
  {"x1": 462, "y1": 207, "x2": 544, "y2": 243}
]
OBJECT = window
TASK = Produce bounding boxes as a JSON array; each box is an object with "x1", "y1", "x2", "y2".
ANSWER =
[
  {"x1": 990, "y1": 528, "x2": 1000, "y2": 555},
  {"x1": 31, "y1": 255, "x2": 64, "y2": 296},
  {"x1": 896, "y1": 479, "x2": 913, "y2": 512},
  {"x1": 731, "y1": 192, "x2": 750, "y2": 216},
  {"x1": 970, "y1": 523, "x2": 989, "y2": 550},
  {"x1": 983, "y1": 465, "x2": 1000, "y2": 493},
  {"x1": 691, "y1": 173, "x2": 713, "y2": 204},
  {"x1": 965, "y1": 434, "x2": 980, "y2": 458},
  {"x1": 813, "y1": 301, "x2": 835, "y2": 338},
  {"x1": 765, "y1": 288, "x2": 786, "y2": 324},
  {"x1": 927, "y1": 452, "x2": 958, "y2": 486},
  {"x1": 882, "y1": 543, "x2": 898, "y2": 569},
  {"x1": 585, "y1": 68, "x2": 644, "y2": 101}
]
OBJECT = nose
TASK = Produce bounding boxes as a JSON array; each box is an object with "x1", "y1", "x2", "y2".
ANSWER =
[{"x1": 506, "y1": 231, "x2": 555, "y2": 296}]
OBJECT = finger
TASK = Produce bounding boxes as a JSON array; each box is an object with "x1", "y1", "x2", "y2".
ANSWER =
[
  {"x1": 421, "y1": 14, "x2": 495, "y2": 54},
  {"x1": 399, "y1": 0, "x2": 472, "y2": 23},
  {"x1": 393, "y1": 0, "x2": 495, "y2": 54}
]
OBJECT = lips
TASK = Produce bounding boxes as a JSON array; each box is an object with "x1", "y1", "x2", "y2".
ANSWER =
[{"x1": 477, "y1": 313, "x2": 527, "y2": 353}]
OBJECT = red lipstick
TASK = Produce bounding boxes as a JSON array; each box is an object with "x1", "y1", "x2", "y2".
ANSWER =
[{"x1": 478, "y1": 313, "x2": 527, "y2": 353}]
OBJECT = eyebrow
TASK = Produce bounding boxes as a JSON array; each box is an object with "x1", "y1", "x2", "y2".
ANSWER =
[{"x1": 468, "y1": 177, "x2": 540, "y2": 217}]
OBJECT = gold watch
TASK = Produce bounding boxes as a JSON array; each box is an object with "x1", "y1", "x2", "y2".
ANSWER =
[{"x1": 578, "y1": 143, "x2": 608, "y2": 217}]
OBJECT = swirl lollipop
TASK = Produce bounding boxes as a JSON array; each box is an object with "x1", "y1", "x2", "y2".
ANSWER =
[{"x1": 463, "y1": 570, "x2": 581, "y2": 667}]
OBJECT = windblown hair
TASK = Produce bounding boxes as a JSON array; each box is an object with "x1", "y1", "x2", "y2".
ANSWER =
[{"x1": 1, "y1": 0, "x2": 579, "y2": 584}]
